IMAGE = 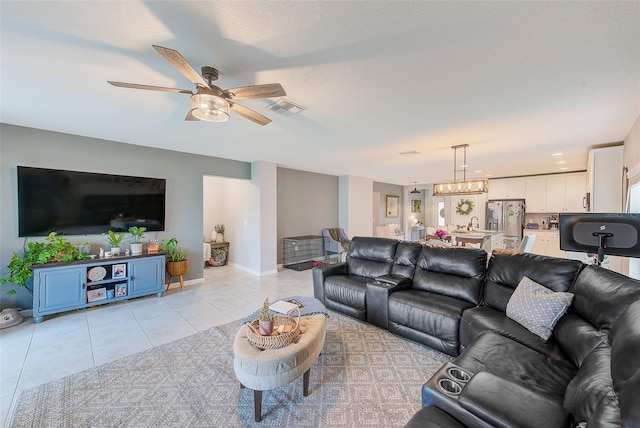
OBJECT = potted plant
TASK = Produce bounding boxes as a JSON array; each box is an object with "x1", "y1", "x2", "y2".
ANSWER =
[
  {"x1": 1, "y1": 232, "x2": 88, "y2": 295},
  {"x1": 107, "y1": 231, "x2": 125, "y2": 256},
  {"x1": 214, "y1": 224, "x2": 225, "y2": 243},
  {"x1": 208, "y1": 247, "x2": 228, "y2": 267},
  {"x1": 163, "y1": 238, "x2": 189, "y2": 287},
  {"x1": 259, "y1": 297, "x2": 273, "y2": 336},
  {"x1": 128, "y1": 226, "x2": 146, "y2": 255}
]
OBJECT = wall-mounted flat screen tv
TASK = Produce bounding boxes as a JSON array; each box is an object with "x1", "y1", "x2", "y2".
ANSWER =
[
  {"x1": 17, "y1": 166, "x2": 166, "y2": 237},
  {"x1": 559, "y1": 213, "x2": 640, "y2": 260}
]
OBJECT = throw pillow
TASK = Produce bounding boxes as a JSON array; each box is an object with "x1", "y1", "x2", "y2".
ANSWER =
[{"x1": 506, "y1": 276, "x2": 574, "y2": 340}]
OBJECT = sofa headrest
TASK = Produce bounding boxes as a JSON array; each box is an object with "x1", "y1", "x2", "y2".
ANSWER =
[
  {"x1": 571, "y1": 266, "x2": 640, "y2": 332},
  {"x1": 483, "y1": 249, "x2": 583, "y2": 311},
  {"x1": 417, "y1": 245, "x2": 487, "y2": 278},
  {"x1": 348, "y1": 237, "x2": 398, "y2": 262},
  {"x1": 391, "y1": 241, "x2": 422, "y2": 278}
]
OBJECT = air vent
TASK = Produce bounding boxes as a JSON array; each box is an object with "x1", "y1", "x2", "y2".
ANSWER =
[
  {"x1": 399, "y1": 150, "x2": 421, "y2": 156},
  {"x1": 266, "y1": 99, "x2": 305, "y2": 116}
]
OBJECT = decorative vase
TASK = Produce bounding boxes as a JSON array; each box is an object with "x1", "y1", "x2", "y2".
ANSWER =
[
  {"x1": 111, "y1": 247, "x2": 120, "y2": 256},
  {"x1": 210, "y1": 231, "x2": 217, "y2": 242},
  {"x1": 259, "y1": 319, "x2": 273, "y2": 336},
  {"x1": 130, "y1": 243, "x2": 143, "y2": 255}
]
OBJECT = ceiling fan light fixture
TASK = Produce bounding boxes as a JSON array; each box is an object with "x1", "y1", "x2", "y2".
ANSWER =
[{"x1": 190, "y1": 93, "x2": 229, "y2": 122}]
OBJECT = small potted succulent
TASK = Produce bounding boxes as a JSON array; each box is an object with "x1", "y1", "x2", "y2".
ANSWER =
[
  {"x1": 128, "y1": 226, "x2": 146, "y2": 255},
  {"x1": 259, "y1": 297, "x2": 273, "y2": 336},
  {"x1": 107, "y1": 231, "x2": 125, "y2": 256}
]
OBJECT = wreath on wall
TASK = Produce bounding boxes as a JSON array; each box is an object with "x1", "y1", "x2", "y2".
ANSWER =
[{"x1": 456, "y1": 199, "x2": 474, "y2": 215}]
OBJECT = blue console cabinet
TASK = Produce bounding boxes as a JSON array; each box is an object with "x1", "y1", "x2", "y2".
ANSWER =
[{"x1": 28, "y1": 254, "x2": 165, "y2": 323}]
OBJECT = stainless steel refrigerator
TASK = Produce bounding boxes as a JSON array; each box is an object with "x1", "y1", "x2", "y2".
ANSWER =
[{"x1": 486, "y1": 199, "x2": 526, "y2": 250}]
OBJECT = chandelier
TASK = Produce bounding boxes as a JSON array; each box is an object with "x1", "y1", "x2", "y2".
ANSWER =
[{"x1": 433, "y1": 144, "x2": 488, "y2": 196}]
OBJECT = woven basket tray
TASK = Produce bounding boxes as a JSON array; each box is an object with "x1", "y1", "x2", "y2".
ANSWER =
[{"x1": 245, "y1": 307, "x2": 301, "y2": 350}]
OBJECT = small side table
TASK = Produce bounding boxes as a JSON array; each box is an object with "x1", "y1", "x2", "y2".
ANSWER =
[{"x1": 207, "y1": 241, "x2": 229, "y2": 266}]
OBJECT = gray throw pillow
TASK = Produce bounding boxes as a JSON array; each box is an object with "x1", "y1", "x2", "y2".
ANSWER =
[{"x1": 506, "y1": 276, "x2": 574, "y2": 340}]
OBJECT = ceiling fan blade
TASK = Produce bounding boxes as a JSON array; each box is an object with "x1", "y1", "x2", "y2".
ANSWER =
[
  {"x1": 108, "y1": 81, "x2": 192, "y2": 94},
  {"x1": 152, "y1": 45, "x2": 210, "y2": 88},
  {"x1": 229, "y1": 103, "x2": 272, "y2": 126},
  {"x1": 224, "y1": 83, "x2": 286, "y2": 100}
]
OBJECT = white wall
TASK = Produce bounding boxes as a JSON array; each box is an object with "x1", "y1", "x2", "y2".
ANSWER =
[
  {"x1": 339, "y1": 175, "x2": 373, "y2": 238},
  {"x1": 203, "y1": 176, "x2": 224, "y2": 242}
]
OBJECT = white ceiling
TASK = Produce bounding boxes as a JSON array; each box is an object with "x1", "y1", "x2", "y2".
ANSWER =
[{"x1": 1, "y1": 1, "x2": 638, "y2": 186}]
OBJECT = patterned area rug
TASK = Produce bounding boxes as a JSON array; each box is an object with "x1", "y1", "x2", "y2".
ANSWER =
[{"x1": 10, "y1": 312, "x2": 451, "y2": 427}]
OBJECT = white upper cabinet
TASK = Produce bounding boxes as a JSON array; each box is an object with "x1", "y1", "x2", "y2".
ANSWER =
[
  {"x1": 524, "y1": 177, "x2": 547, "y2": 213},
  {"x1": 587, "y1": 146, "x2": 624, "y2": 212},
  {"x1": 545, "y1": 173, "x2": 587, "y2": 213},
  {"x1": 488, "y1": 178, "x2": 526, "y2": 200}
]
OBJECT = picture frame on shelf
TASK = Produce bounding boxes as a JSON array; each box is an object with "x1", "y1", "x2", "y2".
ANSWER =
[
  {"x1": 112, "y1": 264, "x2": 126, "y2": 279},
  {"x1": 115, "y1": 283, "x2": 127, "y2": 297},
  {"x1": 87, "y1": 287, "x2": 107, "y2": 303},
  {"x1": 386, "y1": 195, "x2": 399, "y2": 218}
]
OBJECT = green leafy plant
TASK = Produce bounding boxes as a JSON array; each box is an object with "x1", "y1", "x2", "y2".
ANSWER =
[
  {"x1": 1, "y1": 232, "x2": 88, "y2": 294},
  {"x1": 107, "y1": 231, "x2": 125, "y2": 248},
  {"x1": 163, "y1": 238, "x2": 189, "y2": 262},
  {"x1": 214, "y1": 224, "x2": 225, "y2": 234},
  {"x1": 128, "y1": 226, "x2": 146, "y2": 243},
  {"x1": 211, "y1": 248, "x2": 227, "y2": 259},
  {"x1": 260, "y1": 297, "x2": 272, "y2": 322}
]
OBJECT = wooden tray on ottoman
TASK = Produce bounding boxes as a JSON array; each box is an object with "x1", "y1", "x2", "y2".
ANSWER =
[{"x1": 245, "y1": 308, "x2": 301, "y2": 349}]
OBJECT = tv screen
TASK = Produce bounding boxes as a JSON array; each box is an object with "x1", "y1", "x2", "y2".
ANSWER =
[
  {"x1": 559, "y1": 213, "x2": 640, "y2": 259},
  {"x1": 17, "y1": 166, "x2": 166, "y2": 237}
]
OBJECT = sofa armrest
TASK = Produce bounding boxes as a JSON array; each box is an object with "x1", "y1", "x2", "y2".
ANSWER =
[
  {"x1": 312, "y1": 262, "x2": 348, "y2": 304},
  {"x1": 458, "y1": 372, "x2": 569, "y2": 428},
  {"x1": 366, "y1": 277, "x2": 412, "y2": 329},
  {"x1": 375, "y1": 274, "x2": 412, "y2": 288}
]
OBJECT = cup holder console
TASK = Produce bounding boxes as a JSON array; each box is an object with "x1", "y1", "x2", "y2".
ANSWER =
[
  {"x1": 427, "y1": 363, "x2": 473, "y2": 401},
  {"x1": 447, "y1": 367, "x2": 471, "y2": 383},
  {"x1": 438, "y1": 378, "x2": 462, "y2": 396}
]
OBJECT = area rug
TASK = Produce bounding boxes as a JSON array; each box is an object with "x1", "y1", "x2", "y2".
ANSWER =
[{"x1": 10, "y1": 312, "x2": 451, "y2": 427}]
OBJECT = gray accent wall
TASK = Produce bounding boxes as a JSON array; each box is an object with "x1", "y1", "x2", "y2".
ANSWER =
[
  {"x1": 0, "y1": 124, "x2": 251, "y2": 309},
  {"x1": 277, "y1": 167, "x2": 339, "y2": 264},
  {"x1": 373, "y1": 181, "x2": 404, "y2": 227}
]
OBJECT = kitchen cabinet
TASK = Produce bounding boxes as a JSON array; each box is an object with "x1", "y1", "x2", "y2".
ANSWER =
[
  {"x1": 488, "y1": 178, "x2": 526, "y2": 200},
  {"x1": 524, "y1": 230, "x2": 565, "y2": 258},
  {"x1": 587, "y1": 146, "x2": 624, "y2": 212},
  {"x1": 546, "y1": 173, "x2": 586, "y2": 213},
  {"x1": 525, "y1": 177, "x2": 547, "y2": 213}
]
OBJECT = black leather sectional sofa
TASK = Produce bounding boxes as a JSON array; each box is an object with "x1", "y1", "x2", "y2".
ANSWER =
[{"x1": 312, "y1": 236, "x2": 640, "y2": 428}]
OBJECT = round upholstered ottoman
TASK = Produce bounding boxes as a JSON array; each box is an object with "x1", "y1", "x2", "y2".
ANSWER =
[{"x1": 233, "y1": 313, "x2": 326, "y2": 422}]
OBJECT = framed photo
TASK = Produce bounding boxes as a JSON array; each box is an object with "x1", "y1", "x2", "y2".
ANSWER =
[
  {"x1": 115, "y1": 283, "x2": 127, "y2": 297},
  {"x1": 411, "y1": 199, "x2": 422, "y2": 213},
  {"x1": 386, "y1": 195, "x2": 399, "y2": 218},
  {"x1": 87, "y1": 287, "x2": 107, "y2": 303},
  {"x1": 112, "y1": 264, "x2": 126, "y2": 279}
]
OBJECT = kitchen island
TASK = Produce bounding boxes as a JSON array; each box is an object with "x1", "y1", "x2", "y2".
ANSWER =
[{"x1": 449, "y1": 230, "x2": 505, "y2": 251}]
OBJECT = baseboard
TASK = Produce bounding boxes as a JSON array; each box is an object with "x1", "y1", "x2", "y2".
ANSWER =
[{"x1": 227, "y1": 262, "x2": 278, "y2": 277}]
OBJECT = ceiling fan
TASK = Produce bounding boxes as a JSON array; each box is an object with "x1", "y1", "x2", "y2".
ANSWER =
[{"x1": 108, "y1": 45, "x2": 286, "y2": 125}]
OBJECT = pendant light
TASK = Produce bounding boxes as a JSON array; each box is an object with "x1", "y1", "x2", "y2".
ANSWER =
[
  {"x1": 410, "y1": 182, "x2": 421, "y2": 194},
  {"x1": 433, "y1": 144, "x2": 488, "y2": 196}
]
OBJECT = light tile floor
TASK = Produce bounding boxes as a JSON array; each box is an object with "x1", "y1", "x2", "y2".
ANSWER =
[{"x1": 0, "y1": 265, "x2": 314, "y2": 427}]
